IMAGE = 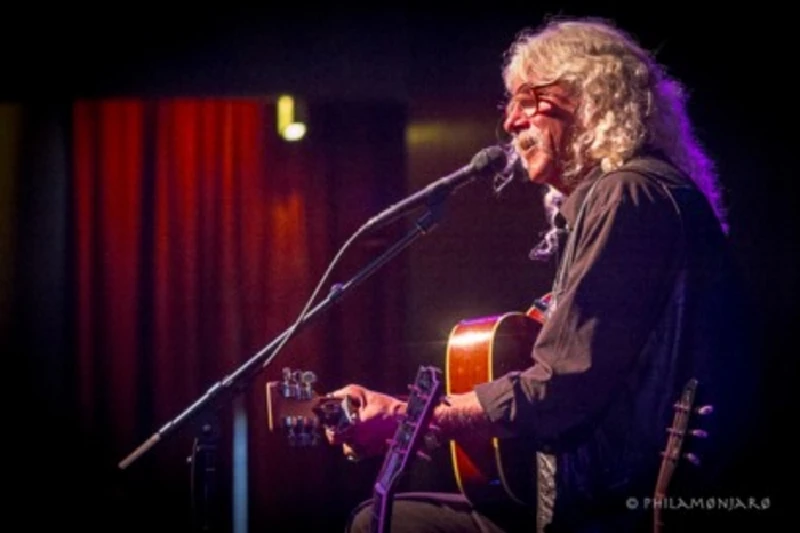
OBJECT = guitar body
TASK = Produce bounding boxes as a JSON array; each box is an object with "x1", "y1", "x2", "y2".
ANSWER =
[{"x1": 445, "y1": 295, "x2": 549, "y2": 507}]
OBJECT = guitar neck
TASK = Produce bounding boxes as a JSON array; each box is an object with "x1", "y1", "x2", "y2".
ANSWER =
[
  {"x1": 370, "y1": 434, "x2": 408, "y2": 533},
  {"x1": 370, "y1": 474, "x2": 395, "y2": 533}
]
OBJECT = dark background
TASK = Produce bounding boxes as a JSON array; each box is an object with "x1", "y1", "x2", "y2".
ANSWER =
[{"x1": 3, "y1": 3, "x2": 794, "y2": 532}]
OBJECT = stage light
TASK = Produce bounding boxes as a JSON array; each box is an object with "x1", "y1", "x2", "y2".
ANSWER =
[
  {"x1": 283, "y1": 122, "x2": 306, "y2": 141},
  {"x1": 277, "y1": 95, "x2": 307, "y2": 142}
]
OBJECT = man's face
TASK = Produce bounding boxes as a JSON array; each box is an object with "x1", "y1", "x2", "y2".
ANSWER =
[{"x1": 502, "y1": 78, "x2": 579, "y2": 193}]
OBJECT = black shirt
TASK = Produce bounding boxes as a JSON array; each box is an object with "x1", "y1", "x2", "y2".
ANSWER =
[
  {"x1": 474, "y1": 156, "x2": 685, "y2": 445},
  {"x1": 473, "y1": 153, "x2": 754, "y2": 531}
]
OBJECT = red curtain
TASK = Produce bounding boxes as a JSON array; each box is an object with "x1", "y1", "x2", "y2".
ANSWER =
[{"x1": 71, "y1": 98, "x2": 409, "y2": 531}]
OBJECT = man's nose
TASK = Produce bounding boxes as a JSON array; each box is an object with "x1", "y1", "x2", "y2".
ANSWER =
[{"x1": 503, "y1": 106, "x2": 530, "y2": 136}]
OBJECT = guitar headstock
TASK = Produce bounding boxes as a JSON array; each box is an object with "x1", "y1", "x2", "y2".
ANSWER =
[
  {"x1": 660, "y1": 378, "x2": 713, "y2": 468},
  {"x1": 265, "y1": 367, "x2": 353, "y2": 447},
  {"x1": 653, "y1": 378, "x2": 714, "y2": 532},
  {"x1": 370, "y1": 365, "x2": 444, "y2": 533}
]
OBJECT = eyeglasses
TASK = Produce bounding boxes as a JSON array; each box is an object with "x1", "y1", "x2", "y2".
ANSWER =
[
  {"x1": 501, "y1": 83, "x2": 550, "y2": 121},
  {"x1": 496, "y1": 84, "x2": 542, "y2": 144},
  {"x1": 496, "y1": 82, "x2": 562, "y2": 144}
]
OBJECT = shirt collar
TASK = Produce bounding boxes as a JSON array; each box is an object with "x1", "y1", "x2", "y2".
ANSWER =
[{"x1": 559, "y1": 165, "x2": 604, "y2": 230}]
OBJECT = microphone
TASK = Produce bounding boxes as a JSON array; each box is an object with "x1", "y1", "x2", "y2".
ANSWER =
[{"x1": 363, "y1": 145, "x2": 508, "y2": 232}]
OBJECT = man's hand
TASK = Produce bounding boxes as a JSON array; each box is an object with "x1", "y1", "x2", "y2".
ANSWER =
[{"x1": 323, "y1": 384, "x2": 406, "y2": 461}]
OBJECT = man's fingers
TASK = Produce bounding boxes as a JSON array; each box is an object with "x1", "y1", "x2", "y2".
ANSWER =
[
  {"x1": 322, "y1": 427, "x2": 362, "y2": 461},
  {"x1": 324, "y1": 426, "x2": 352, "y2": 445},
  {"x1": 327, "y1": 384, "x2": 365, "y2": 405},
  {"x1": 327, "y1": 384, "x2": 359, "y2": 398},
  {"x1": 342, "y1": 443, "x2": 362, "y2": 462}
]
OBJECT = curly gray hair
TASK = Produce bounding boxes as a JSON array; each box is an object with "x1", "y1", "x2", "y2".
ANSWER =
[{"x1": 504, "y1": 17, "x2": 727, "y2": 234}]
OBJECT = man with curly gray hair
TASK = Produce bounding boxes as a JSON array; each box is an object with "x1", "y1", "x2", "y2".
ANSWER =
[{"x1": 327, "y1": 16, "x2": 753, "y2": 533}]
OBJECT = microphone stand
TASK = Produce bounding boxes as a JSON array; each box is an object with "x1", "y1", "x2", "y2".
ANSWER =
[
  {"x1": 187, "y1": 413, "x2": 220, "y2": 533},
  {"x1": 117, "y1": 198, "x2": 447, "y2": 531}
]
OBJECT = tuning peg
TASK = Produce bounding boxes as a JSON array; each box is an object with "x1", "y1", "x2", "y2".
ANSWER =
[
  {"x1": 666, "y1": 427, "x2": 709, "y2": 439},
  {"x1": 311, "y1": 428, "x2": 322, "y2": 446},
  {"x1": 672, "y1": 402, "x2": 714, "y2": 415},
  {"x1": 281, "y1": 368, "x2": 298, "y2": 398},
  {"x1": 424, "y1": 431, "x2": 442, "y2": 450},
  {"x1": 286, "y1": 425, "x2": 297, "y2": 447},
  {"x1": 683, "y1": 452, "x2": 701, "y2": 466},
  {"x1": 297, "y1": 428, "x2": 313, "y2": 447},
  {"x1": 299, "y1": 371, "x2": 316, "y2": 400},
  {"x1": 416, "y1": 450, "x2": 432, "y2": 461}
]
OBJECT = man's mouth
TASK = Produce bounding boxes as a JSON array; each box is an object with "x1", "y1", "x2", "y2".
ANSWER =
[
  {"x1": 515, "y1": 131, "x2": 539, "y2": 154},
  {"x1": 519, "y1": 137, "x2": 536, "y2": 151}
]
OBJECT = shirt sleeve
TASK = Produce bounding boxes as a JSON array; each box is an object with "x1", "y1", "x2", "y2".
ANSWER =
[{"x1": 473, "y1": 171, "x2": 683, "y2": 448}]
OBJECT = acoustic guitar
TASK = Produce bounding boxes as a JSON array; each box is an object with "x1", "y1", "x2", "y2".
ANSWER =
[
  {"x1": 265, "y1": 294, "x2": 551, "y2": 507},
  {"x1": 444, "y1": 293, "x2": 550, "y2": 507}
]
